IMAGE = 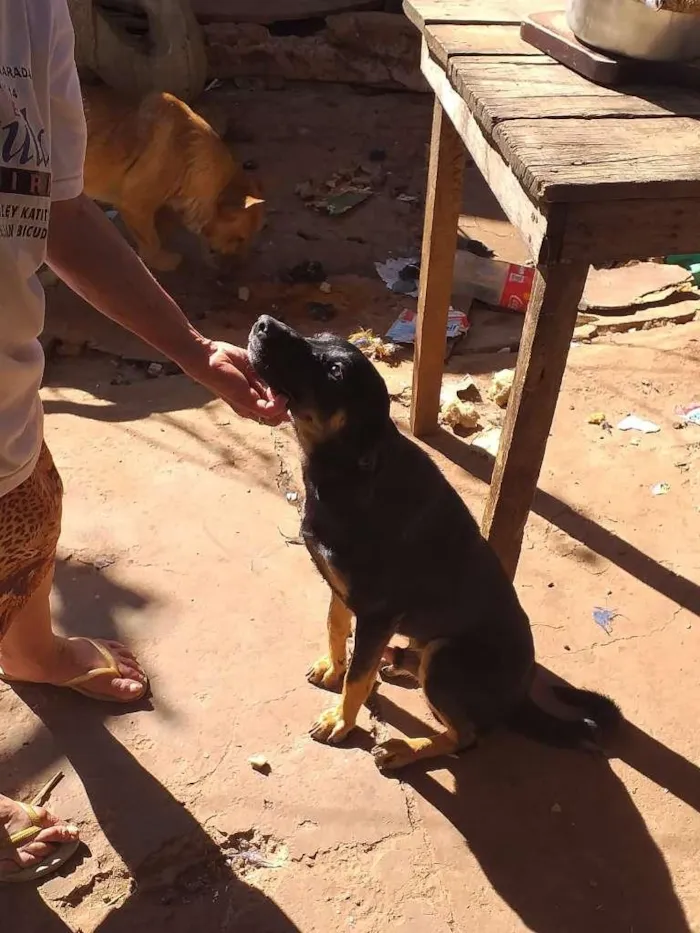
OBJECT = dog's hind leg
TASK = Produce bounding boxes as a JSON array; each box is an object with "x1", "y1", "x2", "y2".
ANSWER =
[
  {"x1": 372, "y1": 730, "x2": 463, "y2": 771},
  {"x1": 373, "y1": 639, "x2": 476, "y2": 771},
  {"x1": 380, "y1": 642, "x2": 422, "y2": 684},
  {"x1": 118, "y1": 201, "x2": 181, "y2": 271},
  {"x1": 307, "y1": 593, "x2": 352, "y2": 691}
]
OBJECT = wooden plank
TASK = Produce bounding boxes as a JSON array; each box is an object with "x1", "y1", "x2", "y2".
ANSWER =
[
  {"x1": 466, "y1": 92, "x2": 700, "y2": 131},
  {"x1": 449, "y1": 59, "x2": 700, "y2": 133},
  {"x1": 481, "y1": 263, "x2": 590, "y2": 580},
  {"x1": 560, "y1": 198, "x2": 700, "y2": 264},
  {"x1": 521, "y1": 12, "x2": 700, "y2": 89},
  {"x1": 520, "y1": 11, "x2": 628, "y2": 87},
  {"x1": 410, "y1": 98, "x2": 466, "y2": 437},
  {"x1": 404, "y1": 0, "x2": 561, "y2": 30},
  {"x1": 191, "y1": 0, "x2": 380, "y2": 24},
  {"x1": 425, "y1": 23, "x2": 538, "y2": 67},
  {"x1": 493, "y1": 116, "x2": 700, "y2": 203},
  {"x1": 421, "y1": 41, "x2": 549, "y2": 262}
]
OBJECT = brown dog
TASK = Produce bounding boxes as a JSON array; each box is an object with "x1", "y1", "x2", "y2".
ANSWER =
[{"x1": 82, "y1": 85, "x2": 265, "y2": 271}]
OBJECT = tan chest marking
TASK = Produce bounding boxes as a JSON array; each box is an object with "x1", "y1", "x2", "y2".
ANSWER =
[{"x1": 306, "y1": 539, "x2": 349, "y2": 602}]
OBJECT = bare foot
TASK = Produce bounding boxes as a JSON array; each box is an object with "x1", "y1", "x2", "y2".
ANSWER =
[
  {"x1": 0, "y1": 795, "x2": 79, "y2": 879},
  {"x1": 0, "y1": 635, "x2": 148, "y2": 702}
]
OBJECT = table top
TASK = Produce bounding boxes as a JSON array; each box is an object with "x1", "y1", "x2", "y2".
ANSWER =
[{"x1": 404, "y1": 0, "x2": 700, "y2": 204}]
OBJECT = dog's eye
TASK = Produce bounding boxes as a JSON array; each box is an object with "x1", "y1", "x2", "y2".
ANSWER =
[{"x1": 328, "y1": 361, "x2": 344, "y2": 380}]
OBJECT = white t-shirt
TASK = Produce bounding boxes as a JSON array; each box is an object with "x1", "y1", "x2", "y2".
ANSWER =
[{"x1": 0, "y1": 0, "x2": 86, "y2": 496}]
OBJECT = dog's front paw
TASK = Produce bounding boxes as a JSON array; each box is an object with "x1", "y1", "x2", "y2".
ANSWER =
[
  {"x1": 371, "y1": 738, "x2": 418, "y2": 771},
  {"x1": 306, "y1": 656, "x2": 345, "y2": 691},
  {"x1": 309, "y1": 705, "x2": 353, "y2": 744}
]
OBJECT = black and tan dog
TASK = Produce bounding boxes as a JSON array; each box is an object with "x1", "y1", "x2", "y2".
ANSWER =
[{"x1": 248, "y1": 316, "x2": 621, "y2": 771}]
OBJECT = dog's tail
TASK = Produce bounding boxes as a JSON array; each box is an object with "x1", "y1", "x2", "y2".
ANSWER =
[{"x1": 508, "y1": 687, "x2": 622, "y2": 748}]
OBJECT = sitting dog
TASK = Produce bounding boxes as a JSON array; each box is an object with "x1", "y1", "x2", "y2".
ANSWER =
[
  {"x1": 82, "y1": 84, "x2": 265, "y2": 271},
  {"x1": 248, "y1": 316, "x2": 621, "y2": 771}
]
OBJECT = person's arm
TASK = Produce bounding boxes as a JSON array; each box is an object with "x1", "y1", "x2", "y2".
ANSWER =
[
  {"x1": 46, "y1": 194, "x2": 287, "y2": 423},
  {"x1": 45, "y1": 1, "x2": 286, "y2": 424}
]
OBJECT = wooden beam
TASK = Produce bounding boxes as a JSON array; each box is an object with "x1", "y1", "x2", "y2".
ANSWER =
[
  {"x1": 404, "y1": 0, "x2": 562, "y2": 30},
  {"x1": 421, "y1": 41, "x2": 549, "y2": 262},
  {"x1": 425, "y1": 23, "x2": 537, "y2": 67},
  {"x1": 481, "y1": 263, "x2": 589, "y2": 579},
  {"x1": 561, "y1": 197, "x2": 700, "y2": 264},
  {"x1": 410, "y1": 97, "x2": 466, "y2": 437}
]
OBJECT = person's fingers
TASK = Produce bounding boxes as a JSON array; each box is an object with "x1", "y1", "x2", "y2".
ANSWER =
[
  {"x1": 221, "y1": 395, "x2": 287, "y2": 425},
  {"x1": 263, "y1": 386, "x2": 290, "y2": 416},
  {"x1": 255, "y1": 395, "x2": 290, "y2": 423},
  {"x1": 255, "y1": 395, "x2": 287, "y2": 414},
  {"x1": 224, "y1": 379, "x2": 269, "y2": 416},
  {"x1": 246, "y1": 372, "x2": 268, "y2": 398},
  {"x1": 234, "y1": 352, "x2": 268, "y2": 395},
  {"x1": 202, "y1": 344, "x2": 289, "y2": 424}
]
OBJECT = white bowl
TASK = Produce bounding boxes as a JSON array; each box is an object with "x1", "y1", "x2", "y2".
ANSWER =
[{"x1": 567, "y1": 0, "x2": 700, "y2": 61}]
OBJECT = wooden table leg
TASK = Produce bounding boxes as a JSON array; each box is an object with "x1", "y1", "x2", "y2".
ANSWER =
[
  {"x1": 410, "y1": 98, "x2": 466, "y2": 438},
  {"x1": 481, "y1": 263, "x2": 589, "y2": 580}
]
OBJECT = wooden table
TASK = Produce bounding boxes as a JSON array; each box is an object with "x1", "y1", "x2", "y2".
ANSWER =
[{"x1": 404, "y1": 0, "x2": 700, "y2": 578}]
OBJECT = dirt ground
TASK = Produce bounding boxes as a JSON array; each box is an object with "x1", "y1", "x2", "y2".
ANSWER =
[{"x1": 3, "y1": 82, "x2": 700, "y2": 933}]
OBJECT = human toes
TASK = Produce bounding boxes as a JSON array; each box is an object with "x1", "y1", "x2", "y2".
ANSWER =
[
  {"x1": 102, "y1": 641, "x2": 148, "y2": 684},
  {"x1": 15, "y1": 822, "x2": 79, "y2": 867},
  {"x1": 0, "y1": 803, "x2": 79, "y2": 874}
]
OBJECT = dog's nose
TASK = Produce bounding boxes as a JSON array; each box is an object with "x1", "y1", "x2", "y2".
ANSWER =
[{"x1": 255, "y1": 315, "x2": 272, "y2": 336}]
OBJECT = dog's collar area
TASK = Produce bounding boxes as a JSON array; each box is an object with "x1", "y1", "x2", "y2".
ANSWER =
[{"x1": 358, "y1": 453, "x2": 376, "y2": 471}]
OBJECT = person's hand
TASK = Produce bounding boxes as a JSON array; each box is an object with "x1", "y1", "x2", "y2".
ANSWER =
[{"x1": 183, "y1": 339, "x2": 289, "y2": 425}]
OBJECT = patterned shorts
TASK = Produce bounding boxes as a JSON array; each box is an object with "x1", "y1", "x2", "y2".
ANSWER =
[{"x1": 0, "y1": 443, "x2": 63, "y2": 639}]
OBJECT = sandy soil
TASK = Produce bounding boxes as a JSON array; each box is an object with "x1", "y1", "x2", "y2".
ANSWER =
[{"x1": 2, "y1": 81, "x2": 700, "y2": 933}]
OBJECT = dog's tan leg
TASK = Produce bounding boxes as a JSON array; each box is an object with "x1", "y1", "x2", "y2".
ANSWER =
[
  {"x1": 307, "y1": 593, "x2": 352, "y2": 691},
  {"x1": 118, "y1": 203, "x2": 182, "y2": 272},
  {"x1": 310, "y1": 616, "x2": 394, "y2": 744},
  {"x1": 373, "y1": 638, "x2": 476, "y2": 770},
  {"x1": 310, "y1": 664, "x2": 381, "y2": 745},
  {"x1": 372, "y1": 730, "x2": 465, "y2": 771}
]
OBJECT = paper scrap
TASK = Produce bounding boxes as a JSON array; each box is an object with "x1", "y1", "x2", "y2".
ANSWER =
[
  {"x1": 676, "y1": 403, "x2": 700, "y2": 426},
  {"x1": 616, "y1": 415, "x2": 660, "y2": 434},
  {"x1": 375, "y1": 256, "x2": 420, "y2": 297},
  {"x1": 386, "y1": 307, "x2": 470, "y2": 346},
  {"x1": 593, "y1": 607, "x2": 618, "y2": 636}
]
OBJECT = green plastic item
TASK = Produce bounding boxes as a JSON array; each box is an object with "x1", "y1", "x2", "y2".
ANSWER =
[{"x1": 665, "y1": 254, "x2": 700, "y2": 285}]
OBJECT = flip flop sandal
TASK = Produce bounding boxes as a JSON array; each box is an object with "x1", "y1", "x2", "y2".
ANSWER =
[
  {"x1": 0, "y1": 637, "x2": 148, "y2": 703},
  {"x1": 1, "y1": 802, "x2": 80, "y2": 884}
]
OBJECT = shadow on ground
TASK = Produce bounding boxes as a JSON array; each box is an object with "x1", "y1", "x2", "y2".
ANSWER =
[
  {"x1": 5, "y1": 557, "x2": 300, "y2": 932},
  {"x1": 376, "y1": 676, "x2": 700, "y2": 933},
  {"x1": 429, "y1": 428, "x2": 700, "y2": 619},
  {"x1": 1, "y1": 557, "x2": 160, "y2": 798},
  {"x1": 41, "y1": 371, "x2": 280, "y2": 493},
  {"x1": 9, "y1": 714, "x2": 301, "y2": 933}
]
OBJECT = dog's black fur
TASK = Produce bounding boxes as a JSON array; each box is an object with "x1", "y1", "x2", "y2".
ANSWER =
[{"x1": 249, "y1": 315, "x2": 621, "y2": 770}]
